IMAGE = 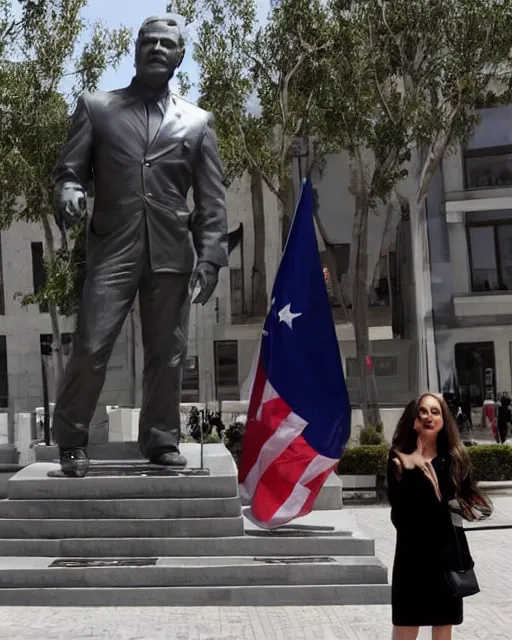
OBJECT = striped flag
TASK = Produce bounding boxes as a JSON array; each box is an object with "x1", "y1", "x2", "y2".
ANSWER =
[{"x1": 238, "y1": 178, "x2": 351, "y2": 527}]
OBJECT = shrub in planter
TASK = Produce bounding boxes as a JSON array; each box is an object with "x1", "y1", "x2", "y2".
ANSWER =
[
  {"x1": 337, "y1": 444, "x2": 389, "y2": 475},
  {"x1": 185, "y1": 407, "x2": 225, "y2": 443},
  {"x1": 468, "y1": 444, "x2": 512, "y2": 481},
  {"x1": 359, "y1": 423, "x2": 385, "y2": 445},
  {"x1": 336, "y1": 442, "x2": 512, "y2": 486},
  {"x1": 224, "y1": 420, "x2": 245, "y2": 464}
]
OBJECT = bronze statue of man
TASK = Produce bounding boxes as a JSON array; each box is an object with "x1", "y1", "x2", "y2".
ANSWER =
[{"x1": 52, "y1": 15, "x2": 228, "y2": 477}]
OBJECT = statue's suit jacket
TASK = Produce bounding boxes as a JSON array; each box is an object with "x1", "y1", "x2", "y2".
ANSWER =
[{"x1": 53, "y1": 81, "x2": 229, "y2": 274}]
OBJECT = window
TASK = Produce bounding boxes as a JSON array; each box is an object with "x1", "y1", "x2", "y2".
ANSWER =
[
  {"x1": 345, "y1": 355, "x2": 398, "y2": 378},
  {"x1": 467, "y1": 222, "x2": 512, "y2": 291},
  {"x1": 455, "y1": 342, "x2": 495, "y2": 407},
  {"x1": 31, "y1": 242, "x2": 48, "y2": 312},
  {"x1": 230, "y1": 268, "x2": 244, "y2": 316},
  {"x1": 182, "y1": 356, "x2": 199, "y2": 402},
  {"x1": 40, "y1": 333, "x2": 73, "y2": 358},
  {"x1": 214, "y1": 340, "x2": 239, "y2": 400},
  {"x1": 0, "y1": 336, "x2": 7, "y2": 408},
  {"x1": 320, "y1": 244, "x2": 350, "y2": 307},
  {"x1": 40, "y1": 333, "x2": 72, "y2": 407},
  {"x1": 464, "y1": 146, "x2": 512, "y2": 189}
]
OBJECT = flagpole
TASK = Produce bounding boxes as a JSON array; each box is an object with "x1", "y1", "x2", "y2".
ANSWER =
[{"x1": 194, "y1": 300, "x2": 204, "y2": 471}]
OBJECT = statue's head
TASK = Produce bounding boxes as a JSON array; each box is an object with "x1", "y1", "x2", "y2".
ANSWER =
[{"x1": 135, "y1": 14, "x2": 185, "y2": 88}]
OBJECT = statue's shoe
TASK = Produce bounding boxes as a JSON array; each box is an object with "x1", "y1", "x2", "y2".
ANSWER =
[
  {"x1": 59, "y1": 448, "x2": 90, "y2": 478},
  {"x1": 150, "y1": 451, "x2": 187, "y2": 467}
]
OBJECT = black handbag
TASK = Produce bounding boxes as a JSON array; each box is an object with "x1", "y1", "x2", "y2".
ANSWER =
[
  {"x1": 445, "y1": 566, "x2": 480, "y2": 598},
  {"x1": 445, "y1": 515, "x2": 480, "y2": 598}
]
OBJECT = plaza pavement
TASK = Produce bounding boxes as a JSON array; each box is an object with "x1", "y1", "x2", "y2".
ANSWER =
[{"x1": 0, "y1": 497, "x2": 511, "y2": 640}]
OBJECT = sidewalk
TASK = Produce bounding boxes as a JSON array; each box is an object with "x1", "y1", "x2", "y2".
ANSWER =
[{"x1": 0, "y1": 498, "x2": 511, "y2": 639}]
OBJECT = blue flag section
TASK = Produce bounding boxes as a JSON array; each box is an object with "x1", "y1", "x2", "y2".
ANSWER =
[{"x1": 260, "y1": 178, "x2": 352, "y2": 458}]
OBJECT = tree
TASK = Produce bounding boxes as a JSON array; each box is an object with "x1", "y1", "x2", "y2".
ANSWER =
[
  {"x1": 311, "y1": 0, "x2": 512, "y2": 424},
  {"x1": 0, "y1": 0, "x2": 131, "y2": 382},
  {"x1": 307, "y1": 3, "x2": 411, "y2": 428},
  {"x1": 170, "y1": 0, "x2": 512, "y2": 428},
  {"x1": 354, "y1": 0, "x2": 512, "y2": 394},
  {"x1": 167, "y1": 0, "x2": 333, "y2": 315},
  {"x1": 170, "y1": 0, "x2": 386, "y2": 426}
]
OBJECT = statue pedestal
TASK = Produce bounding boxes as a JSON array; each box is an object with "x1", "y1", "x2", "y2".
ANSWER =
[{"x1": 0, "y1": 443, "x2": 390, "y2": 606}]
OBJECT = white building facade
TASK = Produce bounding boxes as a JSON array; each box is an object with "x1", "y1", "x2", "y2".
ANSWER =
[{"x1": 430, "y1": 104, "x2": 512, "y2": 405}]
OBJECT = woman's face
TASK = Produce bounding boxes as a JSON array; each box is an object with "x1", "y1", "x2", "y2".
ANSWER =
[{"x1": 414, "y1": 394, "x2": 444, "y2": 438}]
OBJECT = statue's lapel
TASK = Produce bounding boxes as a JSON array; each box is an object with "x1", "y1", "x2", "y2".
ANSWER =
[{"x1": 147, "y1": 95, "x2": 184, "y2": 156}]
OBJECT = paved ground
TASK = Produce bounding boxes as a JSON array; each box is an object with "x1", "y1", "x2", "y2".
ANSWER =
[{"x1": 0, "y1": 498, "x2": 511, "y2": 639}]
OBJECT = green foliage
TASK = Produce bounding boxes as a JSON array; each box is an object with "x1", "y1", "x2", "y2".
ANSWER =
[
  {"x1": 321, "y1": 0, "x2": 512, "y2": 203},
  {"x1": 224, "y1": 420, "x2": 245, "y2": 444},
  {"x1": 204, "y1": 432, "x2": 221, "y2": 444},
  {"x1": 0, "y1": 0, "x2": 131, "y2": 316},
  {"x1": 169, "y1": 0, "x2": 512, "y2": 432},
  {"x1": 467, "y1": 445, "x2": 512, "y2": 482},
  {"x1": 15, "y1": 219, "x2": 87, "y2": 316},
  {"x1": 185, "y1": 406, "x2": 226, "y2": 443},
  {"x1": 359, "y1": 422, "x2": 384, "y2": 446},
  {"x1": 222, "y1": 420, "x2": 245, "y2": 465},
  {"x1": 337, "y1": 444, "x2": 389, "y2": 476},
  {"x1": 167, "y1": 0, "x2": 333, "y2": 212},
  {"x1": 171, "y1": 0, "x2": 512, "y2": 209}
]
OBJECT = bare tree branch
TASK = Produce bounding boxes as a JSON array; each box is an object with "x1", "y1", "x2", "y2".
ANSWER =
[
  {"x1": 368, "y1": 15, "x2": 395, "y2": 126},
  {"x1": 236, "y1": 120, "x2": 280, "y2": 200},
  {"x1": 292, "y1": 89, "x2": 315, "y2": 138}
]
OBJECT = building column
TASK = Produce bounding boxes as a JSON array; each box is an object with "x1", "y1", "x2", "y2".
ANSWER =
[{"x1": 446, "y1": 210, "x2": 471, "y2": 294}]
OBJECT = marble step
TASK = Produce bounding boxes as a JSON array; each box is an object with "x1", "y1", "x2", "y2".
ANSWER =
[
  {"x1": 0, "y1": 555, "x2": 387, "y2": 589},
  {"x1": 0, "y1": 583, "x2": 391, "y2": 606},
  {"x1": 8, "y1": 461, "x2": 237, "y2": 500},
  {"x1": 33, "y1": 441, "x2": 233, "y2": 463},
  {"x1": 34, "y1": 442, "x2": 147, "y2": 462},
  {"x1": 34, "y1": 445, "x2": 343, "y2": 510},
  {"x1": 0, "y1": 497, "x2": 242, "y2": 520},
  {"x1": 0, "y1": 516, "x2": 245, "y2": 539},
  {"x1": 0, "y1": 534, "x2": 374, "y2": 557},
  {"x1": 239, "y1": 472, "x2": 343, "y2": 511}
]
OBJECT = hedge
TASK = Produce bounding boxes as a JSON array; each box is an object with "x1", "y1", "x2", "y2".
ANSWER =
[
  {"x1": 467, "y1": 444, "x2": 512, "y2": 481},
  {"x1": 337, "y1": 445, "x2": 388, "y2": 475},
  {"x1": 337, "y1": 443, "x2": 512, "y2": 482}
]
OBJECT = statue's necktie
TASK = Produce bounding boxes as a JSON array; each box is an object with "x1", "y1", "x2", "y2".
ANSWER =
[{"x1": 145, "y1": 99, "x2": 163, "y2": 146}]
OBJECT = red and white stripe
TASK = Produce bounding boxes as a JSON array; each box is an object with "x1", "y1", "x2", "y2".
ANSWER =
[{"x1": 238, "y1": 361, "x2": 338, "y2": 528}]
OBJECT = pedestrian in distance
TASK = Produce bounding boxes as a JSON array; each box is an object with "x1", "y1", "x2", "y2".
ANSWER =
[{"x1": 497, "y1": 393, "x2": 512, "y2": 444}]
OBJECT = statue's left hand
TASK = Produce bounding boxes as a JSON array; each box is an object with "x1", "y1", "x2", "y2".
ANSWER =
[{"x1": 190, "y1": 261, "x2": 220, "y2": 305}]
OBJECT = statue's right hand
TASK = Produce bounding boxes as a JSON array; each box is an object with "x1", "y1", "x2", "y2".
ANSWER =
[{"x1": 55, "y1": 187, "x2": 86, "y2": 230}]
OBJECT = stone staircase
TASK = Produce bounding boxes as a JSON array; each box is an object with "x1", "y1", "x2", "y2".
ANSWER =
[{"x1": 0, "y1": 443, "x2": 390, "y2": 606}]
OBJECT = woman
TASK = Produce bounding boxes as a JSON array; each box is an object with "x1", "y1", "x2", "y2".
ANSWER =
[{"x1": 388, "y1": 393, "x2": 492, "y2": 640}]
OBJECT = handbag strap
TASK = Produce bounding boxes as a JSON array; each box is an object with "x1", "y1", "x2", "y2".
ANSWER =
[{"x1": 445, "y1": 501, "x2": 464, "y2": 570}]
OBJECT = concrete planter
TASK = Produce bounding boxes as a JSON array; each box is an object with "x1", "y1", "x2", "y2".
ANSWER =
[
  {"x1": 341, "y1": 474, "x2": 387, "y2": 502},
  {"x1": 477, "y1": 480, "x2": 512, "y2": 494}
]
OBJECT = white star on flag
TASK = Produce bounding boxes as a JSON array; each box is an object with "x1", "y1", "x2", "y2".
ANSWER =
[{"x1": 278, "y1": 303, "x2": 302, "y2": 329}]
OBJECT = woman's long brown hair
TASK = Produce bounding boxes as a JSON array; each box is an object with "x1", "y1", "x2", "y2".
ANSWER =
[{"x1": 391, "y1": 392, "x2": 481, "y2": 502}]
